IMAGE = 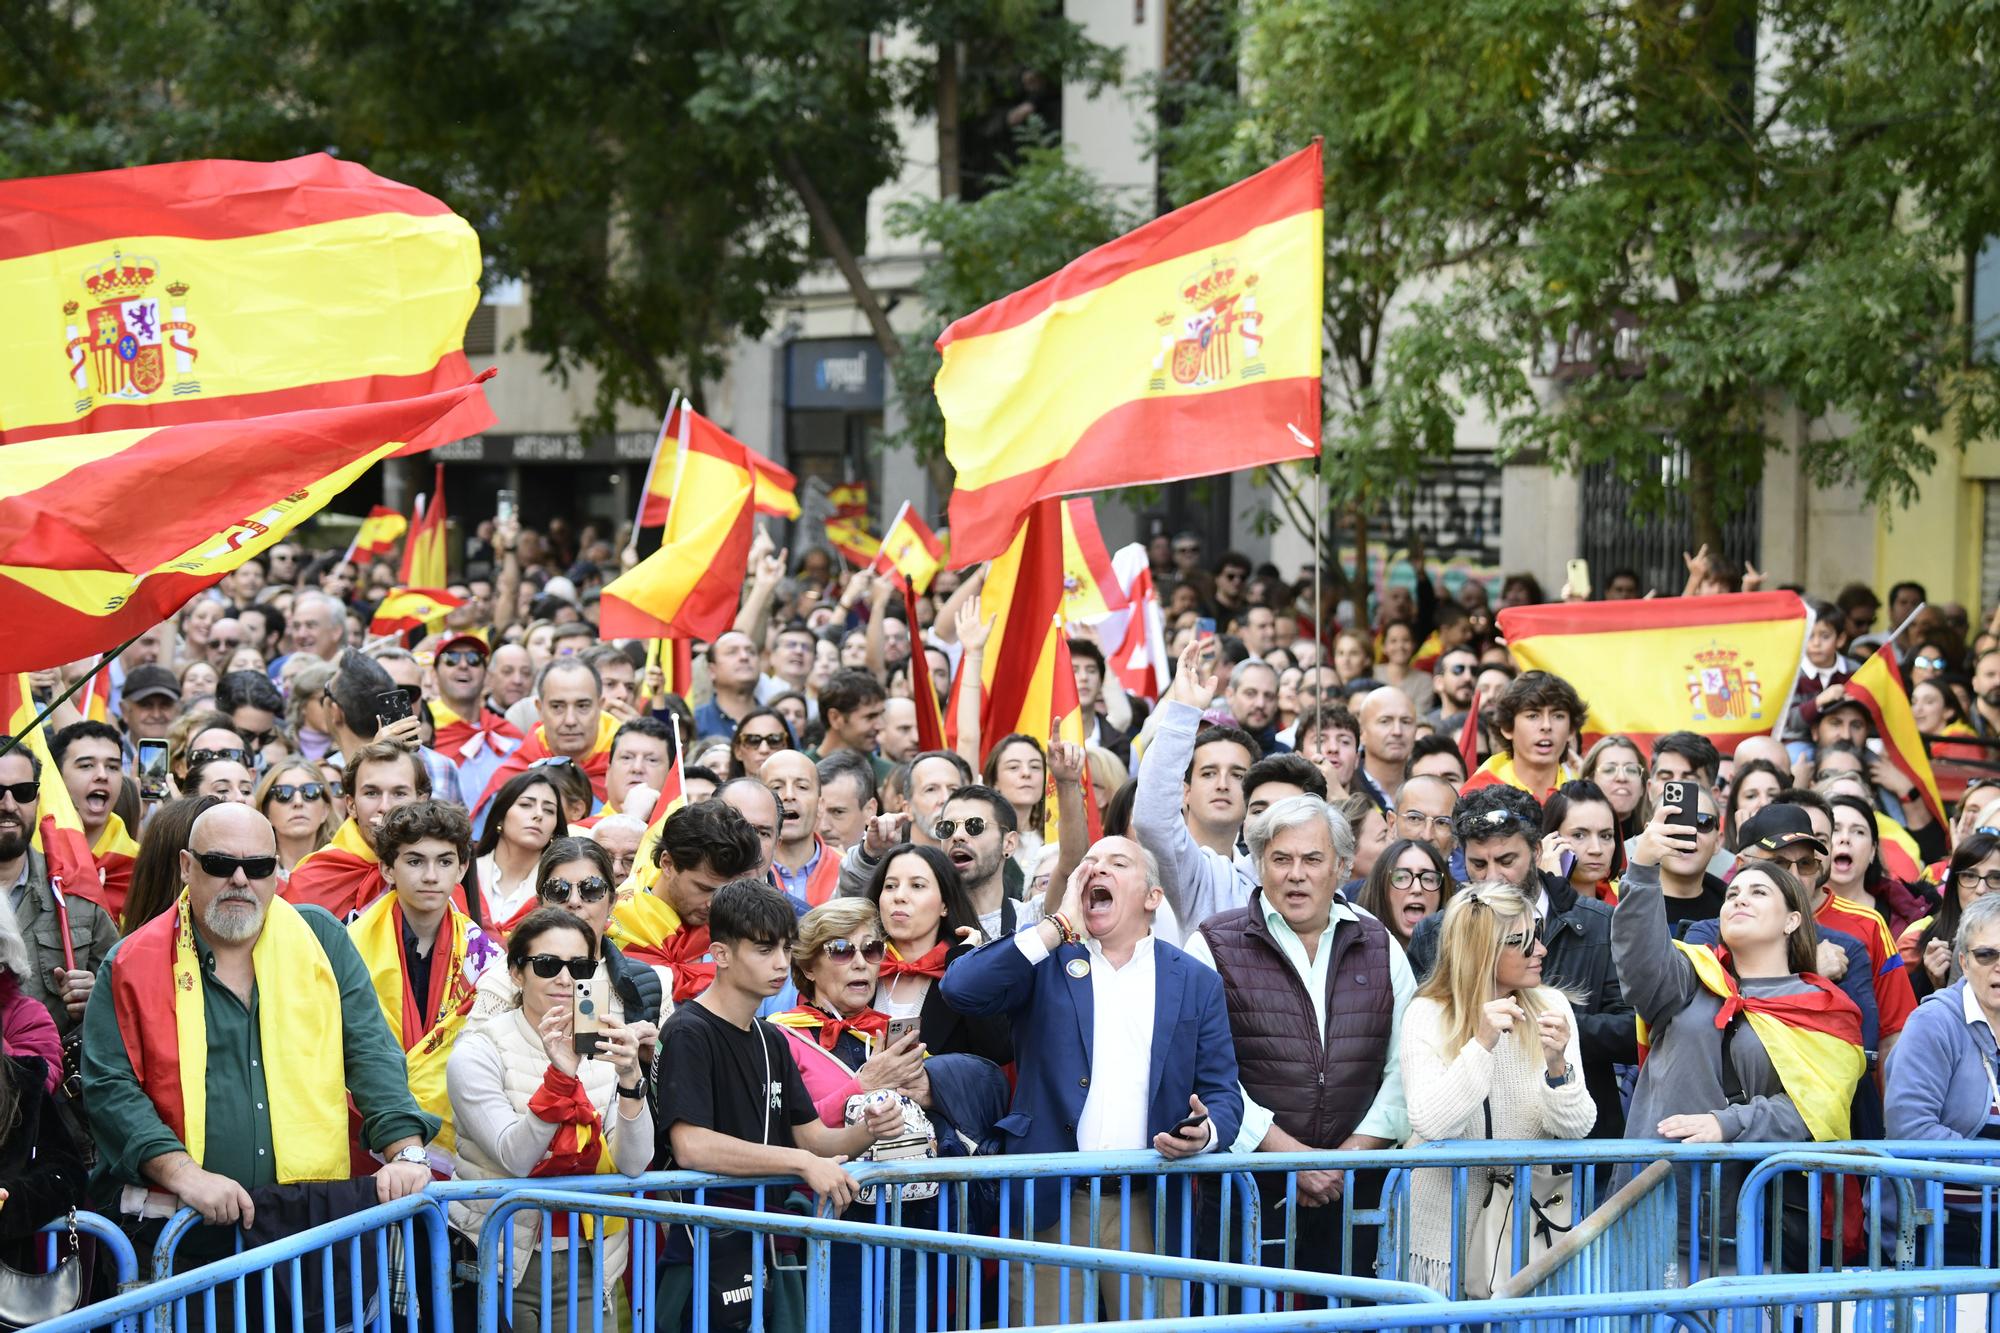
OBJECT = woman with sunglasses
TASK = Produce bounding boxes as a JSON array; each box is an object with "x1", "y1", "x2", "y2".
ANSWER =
[
  {"x1": 473, "y1": 839, "x2": 668, "y2": 1031},
  {"x1": 474, "y1": 770, "x2": 568, "y2": 932},
  {"x1": 772, "y1": 897, "x2": 1010, "y2": 1327},
  {"x1": 256, "y1": 759, "x2": 342, "y2": 877},
  {"x1": 1579, "y1": 736, "x2": 1650, "y2": 841},
  {"x1": 1402, "y1": 882, "x2": 1594, "y2": 1295},
  {"x1": 1358, "y1": 838, "x2": 1455, "y2": 947},
  {"x1": 1897, "y1": 832, "x2": 2000, "y2": 1000},
  {"x1": 728, "y1": 708, "x2": 796, "y2": 781},
  {"x1": 1884, "y1": 892, "x2": 2000, "y2": 1266},
  {"x1": 446, "y1": 907, "x2": 656, "y2": 1333},
  {"x1": 865, "y1": 843, "x2": 1012, "y2": 1064}
]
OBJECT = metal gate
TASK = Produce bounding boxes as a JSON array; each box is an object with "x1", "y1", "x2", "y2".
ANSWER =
[{"x1": 1576, "y1": 452, "x2": 1761, "y2": 598}]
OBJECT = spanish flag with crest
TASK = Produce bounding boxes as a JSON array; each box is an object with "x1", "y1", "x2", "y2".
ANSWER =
[
  {"x1": 937, "y1": 144, "x2": 1324, "y2": 565},
  {"x1": 0, "y1": 376, "x2": 492, "y2": 672},
  {"x1": 0, "y1": 153, "x2": 488, "y2": 445},
  {"x1": 870, "y1": 502, "x2": 945, "y2": 594},
  {"x1": 1496, "y1": 592, "x2": 1810, "y2": 756}
]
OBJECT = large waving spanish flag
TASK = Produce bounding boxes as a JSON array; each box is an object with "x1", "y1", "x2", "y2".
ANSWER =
[
  {"x1": 603, "y1": 425, "x2": 756, "y2": 641},
  {"x1": 637, "y1": 402, "x2": 798, "y2": 526},
  {"x1": 937, "y1": 144, "x2": 1324, "y2": 565},
  {"x1": 1, "y1": 675, "x2": 106, "y2": 912},
  {"x1": 0, "y1": 153, "x2": 488, "y2": 444},
  {"x1": 870, "y1": 502, "x2": 946, "y2": 594},
  {"x1": 1496, "y1": 592, "x2": 1810, "y2": 755},
  {"x1": 1844, "y1": 646, "x2": 1949, "y2": 838},
  {"x1": 973, "y1": 500, "x2": 1069, "y2": 764},
  {"x1": 0, "y1": 376, "x2": 492, "y2": 672}
]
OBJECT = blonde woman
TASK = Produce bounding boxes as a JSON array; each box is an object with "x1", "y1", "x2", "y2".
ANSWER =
[
  {"x1": 256, "y1": 759, "x2": 342, "y2": 875},
  {"x1": 1401, "y1": 883, "x2": 1594, "y2": 1295}
]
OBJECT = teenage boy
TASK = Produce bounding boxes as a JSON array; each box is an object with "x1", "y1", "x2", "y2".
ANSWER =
[{"x1": 653, "y1": 878, "x2": 907, "y2": 1331}]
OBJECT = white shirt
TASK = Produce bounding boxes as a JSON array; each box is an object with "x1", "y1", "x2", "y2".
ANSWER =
[
  {"x1": 477, "y1": 853, "x2": 538, "y2": 926},
  {"x1": 1011, "y1": 930, "x2": 1157, "y2": 1151}
]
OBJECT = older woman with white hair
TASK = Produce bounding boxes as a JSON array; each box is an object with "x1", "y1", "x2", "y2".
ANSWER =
[
  {"x1": 0, "y1": 899, "x2": 61, "y2": 1092},
  {"x1": 1886, "y1": 891, "x2": 2000, "y2": 1264},
  {"x1": 0, "y1": 895, "x2": 85, "y2": 1241}
]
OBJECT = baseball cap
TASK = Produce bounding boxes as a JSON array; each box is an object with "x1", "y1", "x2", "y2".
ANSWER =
[
  {"x1": 122, "y1": 664, "x2": 181, "y2": 703},
  {"x1": 1738, "y1": 804, "x2": 1828, "y2": 855},
  {"x1": 435, "y1": 634, "x2": 489, "y2": 659}
]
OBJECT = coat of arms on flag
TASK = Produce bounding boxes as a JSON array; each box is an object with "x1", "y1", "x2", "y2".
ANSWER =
[{"x1": 65, "y1": 251, "x2": 200, "y2": 408}]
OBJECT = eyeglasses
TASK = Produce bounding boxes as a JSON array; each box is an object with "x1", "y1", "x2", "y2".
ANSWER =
[
  {"x1": 0, "y1": 782, "x2": 37, "y2": 804},
  {"x1": 189, "y1": 748, "x2": 253, "y2": 768},
  {"x1": 737, "y1": 732, "x2": 789, "y2": 751},
  {"x1": 211, "y1": 637, "x2": 240, "y2": 651},
  {"x1": 822, "y1": 938, "x2": 888, "y2": 963},
  {"x1": 1915, "y1": 655, "x2": 1946, "y2": 670},
  {"x1": 1770, "y1": 851, "x2": 1825, "y2": 875},
  {"x1": 1957, "y1": 871, "x2": 2000, "y2": 893},
  {"x1": 269, "y1": 783, "x2": 329, "y2": 804},
  {"x1": 1965, "y1": 947, "x2": 2000, "y2": 968},
  {"x1": 1687, "y1": 813, "x2": 1721, "y2": 834},
  {"x1": 933, "y1": 816, "x2": 989, "y2": 840},
  {"x1": 1595, "y1": 763, "x2": 1644, "y2": 780},
  {"x1": 542, "y1": 876, "x2": 611, "y2": 904},
  {"x1": 1442, "y1": 663, "x2": 1474, "y2": 676},
  {"x1": 193, "y1": 851, "x2": 279, "y2": 880},
  {"x1": 439, "y1": 650, "x2": 485, "y2": 667},
  {"x1": 1389, "y1": 868, "x2": 1443, "y2": 891},
  {"x1": 523, "y1": 954, "x2": 595, "y2": 980},
  {"x1": 530, "y1": 757, "x2": 578, "y2": 770},
  {"x1": 1398, "y1": 811, "x2": 1454, "y2": 834}
]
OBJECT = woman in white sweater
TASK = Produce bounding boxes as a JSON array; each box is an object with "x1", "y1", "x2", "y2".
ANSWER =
[
  {"x1": 446, "y1": 907, "x2": 657, "y2": 1333},
  {"x1": 1400, "y1": 883, "x2": 1596, "y2": 1295}
]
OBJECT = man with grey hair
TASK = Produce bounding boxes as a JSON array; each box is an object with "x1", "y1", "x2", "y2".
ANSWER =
[
  {"x1": 81, "y1": 804, "x2": 436, "y2": 1232},
  {"x1": 1184, "y1": 793, "x2": 1415, "y2": 1275},
  {"x1": 266, "y1": 589, "x2": 346, "y2": 683},
  {"x1": 1223, "y1": 658, "x2": 1285, "y2": 753},
  {"x1": 588, "y1": 812, "x2": 647, "y2": 884}
]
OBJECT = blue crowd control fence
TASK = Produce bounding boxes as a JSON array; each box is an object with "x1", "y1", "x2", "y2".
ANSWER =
[{"x1": 48, "y1": 1138, "x2": 2000, "y2": 1333}]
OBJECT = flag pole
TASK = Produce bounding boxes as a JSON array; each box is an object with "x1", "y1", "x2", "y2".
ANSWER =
[
  {"x1": 631, "y1": 389, "x2": 682, "y2": 541},
  {"x1": 1882, "y1": 602, "x2": 1926, "y2": 653},
  {"x1": 1312, "y1": 453, "x2": 1324, "y2": 653},
  {"x1": 0, "y1": 635, "x2": 142, "y2": 761}
]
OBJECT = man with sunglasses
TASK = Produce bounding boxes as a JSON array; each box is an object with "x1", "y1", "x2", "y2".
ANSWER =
[
  {"x1": 0, "y1": 739, "x2": 121, "y2": 1041},
  {"x1": 1405, "y1": 783, "x2": 1635, "y2": 1138},
  {"x1": 350, "y1": 800, "x2": 503, "y2": 1171},
  {"x1": 937, "y1": 784, "x2": 1045, "y2": 941},
  {"x1": 427, "y1": 633, "x2": 524, "y2": 802},
  {"x1": 84, "y1": 803, "x2": 437, "y2": 1235},
  {"x1": 1421, "y1": 646, "x2": 1480, "y2": 737}
]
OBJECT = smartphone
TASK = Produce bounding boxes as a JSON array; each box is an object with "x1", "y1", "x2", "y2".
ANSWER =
[
  {"x1": 495, "y1": 489, "x2": 517, "y2": 526},
  {"x1": 1661, "y1": 780, "x2": 1697, "y2": 829},
  {"x1": 1193, "y1": 617, "x2": 1217, "y2": 642},
  {"x1": 137, "y1": 739, "x2": 171, "y2": 801},
  {"x1": 375, "y1": 687, "x2": 415, "y2": 726},
  {"x1": 886, "y1": 1016, "x2": 922, "y2": 1047},
  {"x1": 1172, "y1": 1111, "x2": 1210, "y2": 1137},
  {"x1": 572, "y1": 976, "x2": 603, "y2": 1056},
  {"x1": 1566, "y1": 557, "x2": 1591, "y2": 599},
  {"x1": 1559, "y1": 849, "x2": 1576, "y2": 879}
]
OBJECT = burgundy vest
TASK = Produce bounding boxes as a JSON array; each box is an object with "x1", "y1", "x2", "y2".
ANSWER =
[{"x1": 1199, "y1": 900, "x2": 1393, "y2": 1148}]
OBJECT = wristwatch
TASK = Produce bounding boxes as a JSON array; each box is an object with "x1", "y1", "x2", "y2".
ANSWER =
[
  {"x1": 618, "y1": 1081, "x2": 647, "y2": 1101},
  {"x1": 391, "y1": 1145, "x2": 429, "y2": 1168},
  {"x1": 1544, "y1": 1063, "x2": 1573, "y2": 1088}
]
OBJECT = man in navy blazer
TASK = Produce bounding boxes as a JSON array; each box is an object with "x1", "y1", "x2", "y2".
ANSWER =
[{"x1": 940, "y1": 834, "x2": 1242, "y2": 1323}]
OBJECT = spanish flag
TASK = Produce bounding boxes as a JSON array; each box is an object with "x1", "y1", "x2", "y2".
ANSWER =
[
  {"x1": 1046, "y1": 635, "x2": 1103, "y2": 845},
  {"x1": 637, "y1": 402, "x2": 799, "y2": 525},
  {"x1": 829, "y1": 482, "x2": 869, "y2": 519},
  {"x1": 974, "y1": 500, "x2": 1068, "y2": 764},
  {"x1": 0, "y1": 376, "x2": 492, "y2": 672},
  {"x1": 284, "y1": 818, "x2": 387, "y2": 921},
  {"x1": 602, "y1": 426, "x2": 756, "y2": 642},
  {"x1": 370, "y1": 587, "x2": 464, "y2": 637},
  {"x1": 870, "y1": 502, "x2": 946, "y2": 594},
  {"x1": 76, "y1": 660, "x2": 114, "y2": 724},
  {"x1": 1496, "y1": 592, "x2": 1810, "y2": 755},
  {"x1": 92, "y1": 815, "x2": 140, "y2": 925},
  {"x1": 1, "y1": 675, "x2": 106, "y2": 912},
  {"x1": 0, "y1": 153, "x2": 487, "y2": 444},
  {"x1": 1059, "y1": 498, "x2": 1128, "y2": 625},
  {"x1": 638, "y1": 638, "x2": 697, "y2": 707},
  {"x1": 1638, "y1": 941, "x2": 1865, "y2": 1143},
  {"x1": 624, "y1": 747, "x2": 689, "y2": 894},
  {"x1": 903, "y1": 582, "x2": 948, "y2": 752},
  {"x1": 1843, "y1": 646, "x2": 1949, "y2": 838},
  {"x1": 937, "y1": 144, "x2": 1324, "y2": 564},
  {"x1": 345, "y1": 506, "x2": 408, "y2": 565},
  {"x1": 827, "y1": 517, "x2": 879, "y2": 566},
  {"x1": 399, "y1": 463, "x2": 449, "y2": 588}
]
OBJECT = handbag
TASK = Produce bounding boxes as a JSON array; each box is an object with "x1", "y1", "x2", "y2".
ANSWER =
[
  {"x1": 0, "y1": 1210, "x2": 83, "y2": 1329},
  {"x1": 1460, "y1": 1101, "x2": 1574, "y2": 1300}
]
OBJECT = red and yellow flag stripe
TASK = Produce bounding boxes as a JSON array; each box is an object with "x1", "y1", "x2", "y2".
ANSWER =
[
  {"x1": 1844, "y1": 646, "x2": 1948, "y2": 839},
  {"x1": 1, "y1": 675, "x2": 104, "y2": 911},
  {"x1": 870, "y1": 502, "x2": 946, "y2": 594},
  {"x1": 975, "y1": 500, "x2": 1068, "y2": 765},
  {"x1": 603, "y1": 431, "x2": 756, "y2": 641},
  {"x1": 0, "y1": 154, "x2": 486, "y2": 444},
  {"x1": 346, "y1": 505, "x2": 408, "y2": 564},
  {"x1": 938, "y1": 144, "x2": 1324, "y2": 565}
]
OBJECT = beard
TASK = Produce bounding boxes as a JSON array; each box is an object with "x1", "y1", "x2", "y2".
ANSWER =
[
  {"x1": 199, "y1": 893, "x2": 268, "y2": 945},
  {"x1": 0, "y1": 824, "x2": 27, "y2": 863},
  {"x1": 1982, "y1": 687, "x2": 2000, "y2": 711}
]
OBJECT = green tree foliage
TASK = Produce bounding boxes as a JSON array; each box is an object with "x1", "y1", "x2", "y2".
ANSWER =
[{"x1": 1161, "y1": 0, "x2": 2000, "y2": 551}]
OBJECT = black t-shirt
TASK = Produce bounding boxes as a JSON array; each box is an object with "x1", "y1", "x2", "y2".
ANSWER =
[
  {"x1": 1660, "y1": 876, "x2": 1726, "y2": 938},
  {"x1": 655, "y1": 1000, "x2": 815, "y2": 1166}
]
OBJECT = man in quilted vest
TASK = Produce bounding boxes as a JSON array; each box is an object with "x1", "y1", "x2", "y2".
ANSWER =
[{"x1": 1184, "y1": 793, "x2": 1415, "y2": 1281}]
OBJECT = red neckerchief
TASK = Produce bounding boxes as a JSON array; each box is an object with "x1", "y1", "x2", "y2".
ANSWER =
[
  {"x1": 878, "y1": 940, "x2": 951, "y2": 982},
  {"x1": 526, "y1": 1066, "x2": 605, "y2": 1177},
  {"x1": 779, "y1": 1002, "x2": 889, "y2": 1051},
  {"x1": 627, "y1": 925, "x2": 715, "y2": 1004}
]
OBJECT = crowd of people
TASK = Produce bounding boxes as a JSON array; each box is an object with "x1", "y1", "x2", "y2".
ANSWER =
[{"x1": 3, "y1": 511, "x2": 1998, "y2": 1328}]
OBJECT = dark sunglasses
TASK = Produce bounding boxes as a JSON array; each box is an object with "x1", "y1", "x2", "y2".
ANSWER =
[
  {"x1": 933, "y1": 816, "x2": 988, "y2": 840},
  {"x1": 1966, "y1": 947, "x2": 2000, "y2": 968},
  {"x1": 439, "y1": 650, "x2": 485, "y2": 667},
  {"x1": 241, "y1": 729, "x2": 281, "y2": 749},
  {"x1": 194, "y1": 851, "x2": 279, "y2": 880},
  {"x1": 189, "y1": 748, "x2": 252, "y2": 768},
  {"x1": 269, "y1": 783, "x2": 329, "y2": 803},
  {"x1": 1442, "y1": 663, "x2": 1474, "y2": 675},
  {"x1": 542, "y1": 876, "x2": 611, "y2": 904},
  {"x1": 0, "y1": 782, "x2": 37, "y2": 804},
  {"x1": 211, "y1": 637, "x2": 240, "y2": 651},
  {"x1": 737, "y1": 731, "x2": 789, "y2": 751},
  {"x1": 530, "y1": 756, "x2": 577, "y2": 770},
  {"x1": 523, "y1": 954, "x2": 595, "y2": 980},
  {"x1": 823, "y1": 938, "x2": 887, "y2": 963},
  {"x1": 1687, "y1": 813, "x2": 1721, "y2": 834}
]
